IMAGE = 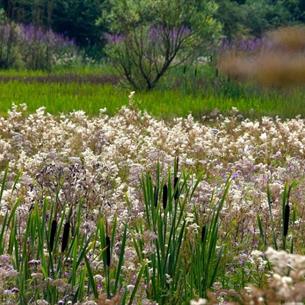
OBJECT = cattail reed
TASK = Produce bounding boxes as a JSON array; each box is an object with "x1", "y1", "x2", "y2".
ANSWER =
[
  {"x1": 61, "y1": 221, "x2": 70, "y2": 253},
  {"x1": 154, "y1": 186, "x2": 158, "y2": 207},
  {"x1": 173, "y1": 156, "x2": 180, "y2": 201},
  {"x1": 174, "y1": 176, "x2": 179, "y2": 201},
  {"x1": 283, "y1": 203, "x2": 290, "y2": 237},
  {"x1": 174, "y1": 157, "x2": 179, "y2": 173},
  {"x1": 162, "y1": 184, "x2": 168, "y2": 209},
  {"x1": 201, "y1": 225, "x2": 206, "y2": 242},
  {"x1": 50, "y1": 219, "x2": 57, "y2": 252},
  {"x1": 29, "y1": 204, "x2": 34, "y2": 213},
  {"x1": 106, "y1": 235, "x2": 111, "y2": 267}
]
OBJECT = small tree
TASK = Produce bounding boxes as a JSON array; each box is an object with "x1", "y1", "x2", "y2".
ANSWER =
[{"x1": 102, "y1": 0, "x2": 222, "y2": 90}]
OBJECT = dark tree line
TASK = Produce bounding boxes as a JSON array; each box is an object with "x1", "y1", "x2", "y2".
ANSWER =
[
  {"x1": 0, "y1": 0, "x2": 305, "y2": 58},
  {"x1": 0, "y1": 0, "x2": 106, "y2": 57},
  {"x1": 215, "y1": 0, "x2": 305, "y2": 39}
]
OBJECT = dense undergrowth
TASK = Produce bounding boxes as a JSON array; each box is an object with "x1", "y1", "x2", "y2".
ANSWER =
[
  {"x1": 1, "y1": 105, "x2": 305, "y2": 304},
  {"x1": 0, "y1": 161, "x2": 303, "y2": 305}
]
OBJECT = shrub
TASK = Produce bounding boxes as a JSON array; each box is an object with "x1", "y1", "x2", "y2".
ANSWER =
[
  {"x1": 19, "y1": 24, "x2": 80, "y2": 70},
  {"x1": 0, "y1": 22, "x2": 23, "y2": 69},
  {"x1": 0, "y1": 21, "x2": 81, "y2": 70},
  {"x1": 102, "y1": 0, "x2": 222, "y2": 90}
]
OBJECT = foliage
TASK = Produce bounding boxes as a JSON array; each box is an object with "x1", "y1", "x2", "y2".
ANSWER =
[
  {"x1": 257, "y1": 182, "x2": 296, "y2": 252},
  {"x1": 51, "y1": 0, "x2": 106, "y2": 59},
  {"x1": 0, "y1": 21, "x2": 81, "y2": 70},
  {"x1": 0, "y1": 22, "x2": 22, "y2": 69},
  {"x1": 215, "y1": 0, "x2": 304, "y2": 39},
  {"x1": 214, "y1": 0, "x2": 248, "y2": 39},
  {"x1": 1, "y1": 0, "x2": 305, "y2": 60},
  {"x1": 242, "y1": 0, "x2": 293, "y2": 37},
  {"x1": 0, "y1": 8, "x2": 7, "y2": 24},
  {"x1": 0, "y1": 0, "x2": 107, "y2": 57},
  {"x1": 102, "y1": 0, "x2": 222, "y2": 90}
]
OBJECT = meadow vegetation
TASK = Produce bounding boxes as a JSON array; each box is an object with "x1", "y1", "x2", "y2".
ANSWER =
[
  {"x1": 1, "y1": 104, "x2": 305, "y2": 304},
  {"x1": 2, "y1": 0, "x2": 305, "y2": 304},
  {"x1": 0, "y1": 67, "x2": 305, "y2": 119}
]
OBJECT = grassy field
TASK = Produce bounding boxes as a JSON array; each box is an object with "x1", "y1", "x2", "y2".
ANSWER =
[
  {"x1": 0, "y1": 66, "x2": 305, "y2": 119},
  {"x1": 2, "y1": 67, "x2": 305, "y2": 305},
  {"x1": 0, "y1": 81, "x2": 305, "y2": 119}
]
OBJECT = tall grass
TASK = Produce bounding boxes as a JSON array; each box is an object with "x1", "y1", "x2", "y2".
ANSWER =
[
  {"x1": 133, "y1": 160, "x2": 230, "y2": 304},
  {"x1": 187, "y1": 179, "x2": 230, "y2": 299},
  {"x1": 2, "y1": 160, "x2": 302, "y2": 304},
  {"x1": 0, "y1": 161, "x2": 231, "y2": 304},
  {"x1": 0, "y1": 169, "x2": 143, "y2": 304},
  {"x1": 257, "y1": 182, "x2": 296, "y2": 253},
  {"x1": 0, "y1": 63, "x2": 305, "y2": 118}
]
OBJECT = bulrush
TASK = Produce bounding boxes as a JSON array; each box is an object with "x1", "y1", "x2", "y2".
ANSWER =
[
  {"x1": 174, "y1": 155, "x2": 180, "y2": 201},
  {"x1": 162, "y1": 184, "x2": 168, "y2": 209},
  {"x1": 201, "y1": 225, "x2": 206, "y2": 243},
  {"x1": 284, "y1": 203, "x2": 290, "y2": 237},
  {"x1": 61, "y1": 221, "x2": 70, "y2": 253},
  {"x1": 154, "y1": 185, "x2": 158, "y2": 207},
  {"x1": 50, "y1": 219, "x2": 57, "y2": 252},
  {"x1": 106, "y1": 235, "x2": 111, "y2": 267},
  {"x1": 174, "y1": 157, "x2": 179, "y2": 176},
  {"x1": 174, "y1": 176, "x2": 180, "y2": 201}
]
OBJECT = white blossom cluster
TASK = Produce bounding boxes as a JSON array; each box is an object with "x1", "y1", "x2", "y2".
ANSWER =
[
  {"x1": 266, "y1": 247, "x2": 305, "y2": 279},
  {"x1": 1, "y1": 104, "x2": 305, "y2": 228},
  {"x1": 1, "y1": 104, "x2": 305, "y2": 303}
]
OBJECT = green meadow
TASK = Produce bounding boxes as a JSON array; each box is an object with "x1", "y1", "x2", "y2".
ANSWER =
[{"x1": 0, "y1": 67, "x2": 305, "y2": 119}]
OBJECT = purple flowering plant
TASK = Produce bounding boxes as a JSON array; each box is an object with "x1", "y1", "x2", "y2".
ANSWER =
[{"x1": 0, "y1": 21, "x2": 80, "y2": 70}]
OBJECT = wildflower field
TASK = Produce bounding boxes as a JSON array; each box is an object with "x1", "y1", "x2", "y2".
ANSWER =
[
  {"x1": 1, "y1": 101, "x2": 305, "y2": 304},
  {"x1": 2, "y1": 2, "x2": 305, "y2": 304}
]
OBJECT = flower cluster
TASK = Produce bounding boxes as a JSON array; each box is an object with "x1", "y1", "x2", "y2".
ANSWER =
[
  {"x1": 206, "y1": 248, "x2": 305, "y2": 304},
  {"x1": 1, "y1": 105, "x2": 305, "y2": 230}
]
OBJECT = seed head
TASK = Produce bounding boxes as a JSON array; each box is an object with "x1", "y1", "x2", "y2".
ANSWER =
[
  {"x1": 61, "y1": 221, "x2": 70, "y2": 253},
  {"x1": 201, "y1": 225, "x2": 206, "y2": 243},
  {"x1": 50, "y1": 219, "x2": 57, "y2": 252},
  {"x1": 162, "y1": 184, "x2": 168, "y2": 209},
  {"x1": 106, "y1": 236, "x2": 111, "y2": 267},
  {"x1": 154, "y1": 186, "x2": 158, "y2": 207},
  {"x1": 174, "y1": 176, "x2": 179, "y2": 201},
  {"x1": 283, "y1": 204, "x2": 290, "y2": 237}
]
